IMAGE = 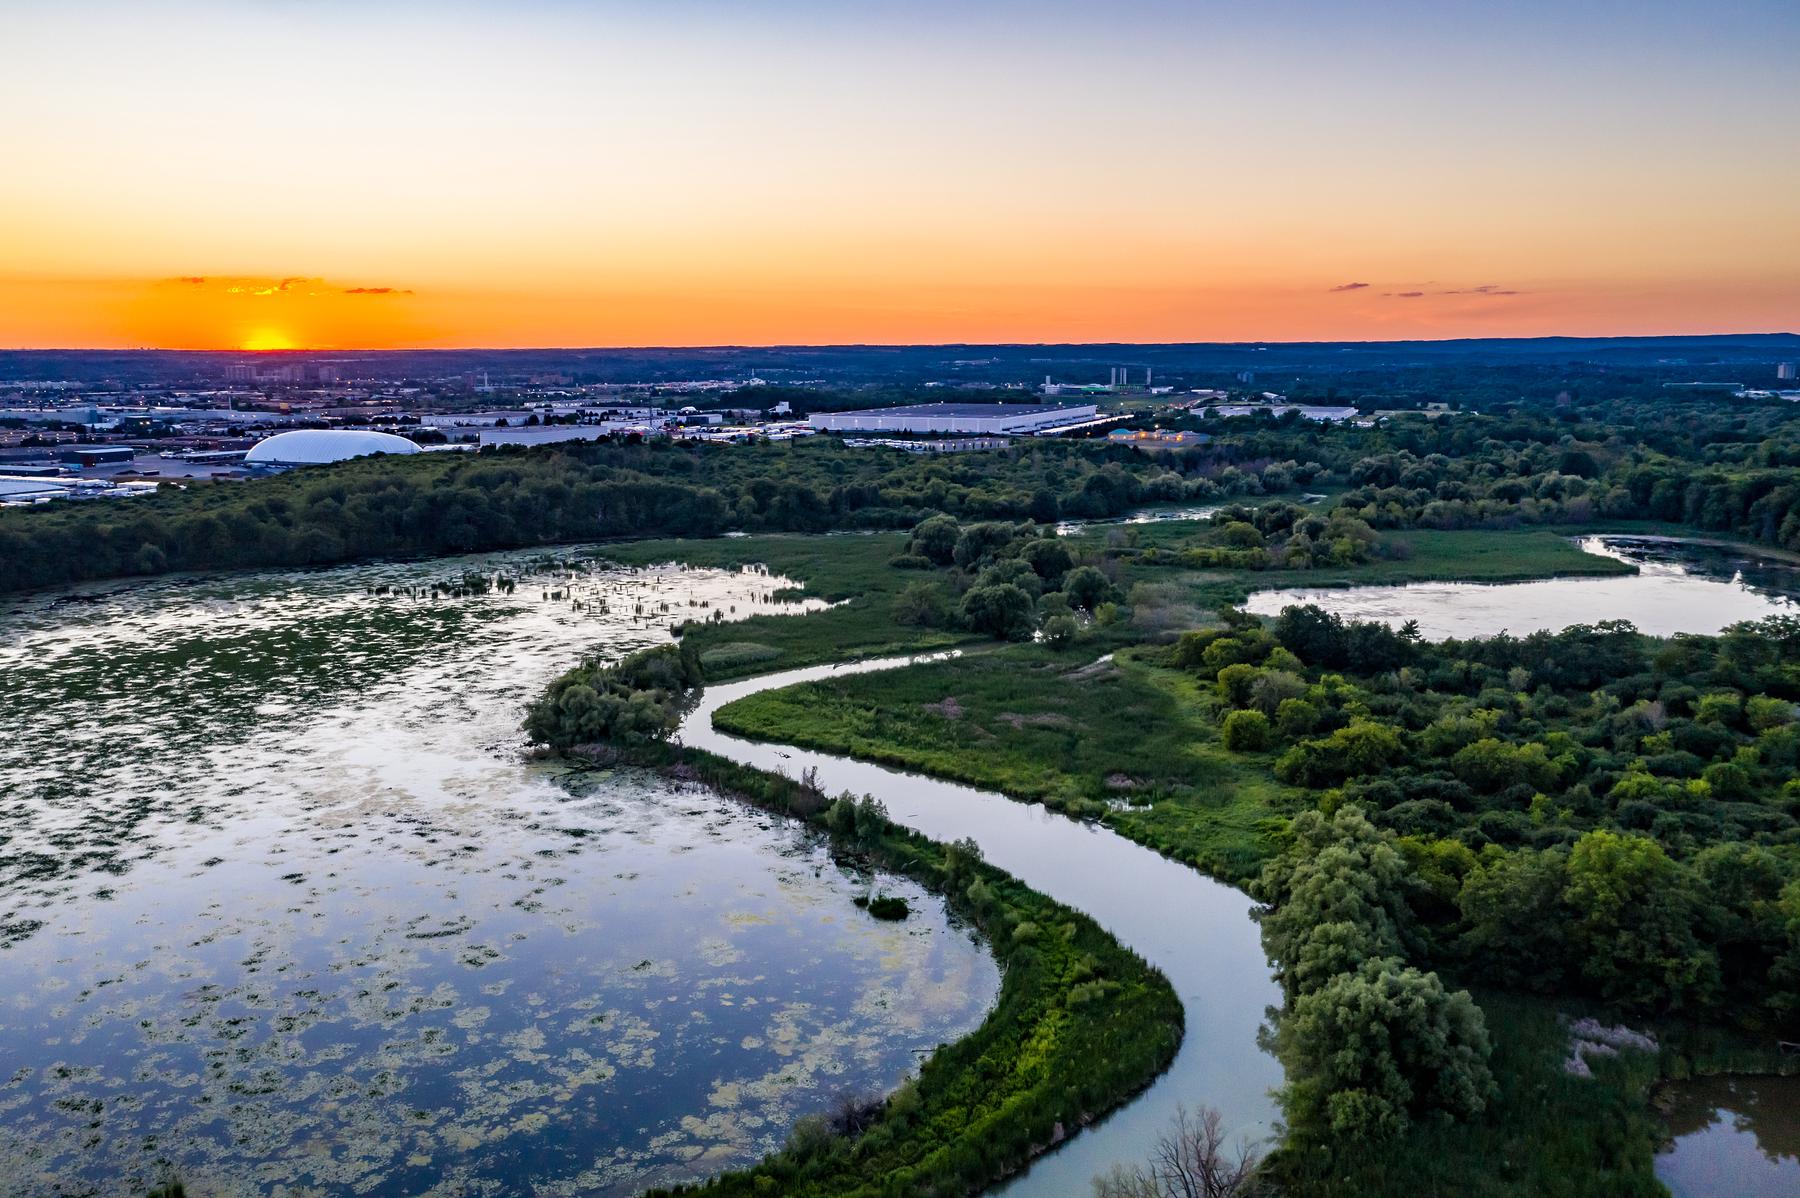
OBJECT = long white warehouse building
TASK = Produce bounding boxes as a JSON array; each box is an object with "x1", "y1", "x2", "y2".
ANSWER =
[{"x1": 810, "y1": 402, "x2": 1097, "y2": 435}]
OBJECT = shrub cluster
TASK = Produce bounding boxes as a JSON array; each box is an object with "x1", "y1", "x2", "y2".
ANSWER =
[
  {"x1": 523, "y1": 643, "x2": 702, "y2": 749},
  {"x1": 1176, "y1": 605, "x2": 1800, "y2": 1029}
]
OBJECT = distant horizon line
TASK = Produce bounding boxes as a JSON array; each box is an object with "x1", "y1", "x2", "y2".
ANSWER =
[{"x1": 3, "y1": 330, "x2": 1798, "y2": 355}]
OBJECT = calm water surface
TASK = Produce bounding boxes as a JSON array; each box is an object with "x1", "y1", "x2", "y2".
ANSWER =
[
  {"x1": 0, "y1": 551, "x2": 998, "y2": 1197},
  {"x1": 1246, "y1": 536, "x2": 1800, "y2": 638},
  {"x1": 1055, "y1": 504, "x2": 1224, "y2": 536},
  {"x1": 1656, "y1": 1075, "x2": 1800, "y2": 1198}
]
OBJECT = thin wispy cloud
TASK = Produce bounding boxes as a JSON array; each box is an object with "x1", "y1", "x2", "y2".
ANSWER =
[
  {"x1": 157, "y1": 276, "x2": 415, "y2": 298},
  {"x1": 1375, "y1": 284, "x2": 1524, "y2": 300},
  {"x1": 1329, "y1": 282, "x2": 1370, "y2": 292}
]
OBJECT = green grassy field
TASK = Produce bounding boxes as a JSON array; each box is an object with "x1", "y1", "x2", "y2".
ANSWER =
[
  {"x1": 1299, "y1": 527, "x2": 1637, "y2": 584},
  {"x1": 714, "y1": 644, "x2": 1294, "y2": 885},
  {"x1": 1101, "y1": 526, "x2": 1637, "y2": 610},
  {"x1": 614, "y1": 524, "x2": 1643, "y2": 885}
]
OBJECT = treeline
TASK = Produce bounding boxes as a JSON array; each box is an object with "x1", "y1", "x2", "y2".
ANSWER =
[
  {"x1": 885, "y1": 515, "x2": 1120, "y2": 644},
  {"x1": 1126, "y1": 501, "x2": 1384, "y2": 571},
  {"x1": 0, "y1": 437, "x2": 1310, "y2": 595},
  {"x1": 883, "y1": 505, "x2": 1388, "y2": 648},
  {"x1": 1255, "y1": 808, "x2": 1497, "y2": 1145},
  {"x1": 1169, "y1": 605, "x2": 1800, "y2": 1029},
  {"x1": 1170, "y1": 393, "x2": 1800, "y2": 551}
]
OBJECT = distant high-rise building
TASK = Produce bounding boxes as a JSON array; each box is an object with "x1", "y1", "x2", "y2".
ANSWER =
[{"x1": 1779, "y1": 362, "x2": 1796, "y2": 381}]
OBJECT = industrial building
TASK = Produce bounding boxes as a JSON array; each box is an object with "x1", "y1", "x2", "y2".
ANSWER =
[
  {"x1": 0, "y1": 478, "x2": 71, "y2": 504},
  {"x1": 809, "y1": 402, "x2": 1097, "y2": 435},
  {"x1": 1106, "y1": 429, "x2": 1211, "y2": 449},
  {"x1": 477, "y1": 422, "x2": 657, "y2": 448},
  {"x1": 842, "y1": 436, "x2": 1009, "y2": 454},
  {"x1": 0, "y1": 475, "x2": 159, "y2": 504}
]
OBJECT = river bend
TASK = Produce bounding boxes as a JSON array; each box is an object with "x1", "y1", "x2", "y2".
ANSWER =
[{"x1": 680, "y1": 657, "x2": 1284, "y2": 1193}]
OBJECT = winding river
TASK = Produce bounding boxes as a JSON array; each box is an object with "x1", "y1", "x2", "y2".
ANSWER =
[{"x1": 682, "y1": 662, "x2": 1283, "y2": 1192}]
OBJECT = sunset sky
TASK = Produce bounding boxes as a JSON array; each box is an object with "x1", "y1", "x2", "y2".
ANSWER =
[{"x1": 2, "y1": 0, "x2": 1796, "y2": 349}]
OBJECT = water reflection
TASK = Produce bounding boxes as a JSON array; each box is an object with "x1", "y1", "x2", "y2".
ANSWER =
[
  {"x1": 1657, "y1": 1075, "x2": 1800, "y2": 1198},
  {"x1": 1246, "y1": 536, "x2": 1800, "y2": 638},
  {"x1": 0, "y1": 551, "x2": 998, "y2": 1196}
]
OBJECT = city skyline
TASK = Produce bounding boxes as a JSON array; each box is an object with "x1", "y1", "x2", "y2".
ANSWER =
[{"x1": 3, "y1": 0, "x2": 1797, "y2": 350}]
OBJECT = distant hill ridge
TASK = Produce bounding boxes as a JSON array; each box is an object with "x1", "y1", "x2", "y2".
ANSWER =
[{"x1": 2, "y1": 333, "x2": 1798, "y2": 385}]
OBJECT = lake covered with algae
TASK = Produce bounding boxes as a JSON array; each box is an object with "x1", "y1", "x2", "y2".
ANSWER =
[{"x1": 0, "y1": 551, "x2": 998, "y2": 1196}]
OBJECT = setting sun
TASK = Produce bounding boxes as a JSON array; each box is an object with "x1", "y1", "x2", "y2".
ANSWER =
[{"x1": 241, "y1": 329, "x2": 299, "y2": 352}]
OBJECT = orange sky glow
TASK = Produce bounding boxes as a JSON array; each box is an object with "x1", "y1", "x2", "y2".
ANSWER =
[{"x1": 2, "y1": 1, "x2": 1795, "y2": 349}]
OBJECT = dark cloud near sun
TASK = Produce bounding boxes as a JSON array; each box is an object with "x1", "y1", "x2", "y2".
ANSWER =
[
  {"x1": 344, "y1": 286, "x2": 414, "y2": 296},
  {"x1": 1328, "y1": 282, "x2": 1370, "y2": 292}
]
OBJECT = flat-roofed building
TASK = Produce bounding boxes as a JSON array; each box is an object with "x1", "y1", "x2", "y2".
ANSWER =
[
  {"x1": 810, "y1": 402, "x2": 1097, "y2": 435},
  {"x1": 0, "y1": 478, "x2": 69, "y2": 504}
]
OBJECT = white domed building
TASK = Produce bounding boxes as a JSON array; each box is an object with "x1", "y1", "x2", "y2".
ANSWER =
[{"x1": 244, "y1": 429, "x2": 422, "y2": 471}]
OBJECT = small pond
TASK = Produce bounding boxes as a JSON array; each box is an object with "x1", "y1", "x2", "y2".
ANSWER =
[
  {"x1": 1246, "y1": 536, "x2": 1800, "y2": 638},
  {"x1": 1656, "y1": 1074, "x2": 1800, "y2": 1198}
]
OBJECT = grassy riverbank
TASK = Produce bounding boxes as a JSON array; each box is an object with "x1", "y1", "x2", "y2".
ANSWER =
[{"x1": 1078, "y1": 526, "x2": 1637, "y2": 613}]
